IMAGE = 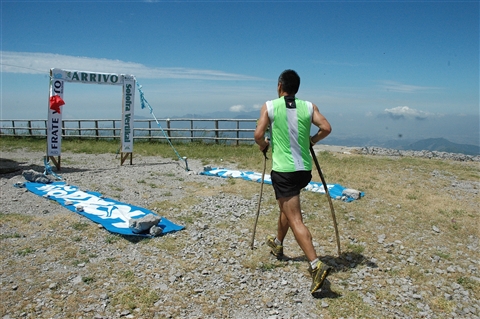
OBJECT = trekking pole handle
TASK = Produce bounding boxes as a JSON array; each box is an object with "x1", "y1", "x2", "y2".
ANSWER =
[{"x1": 262, "y1": 138, "x2": 270, "y2": 159}]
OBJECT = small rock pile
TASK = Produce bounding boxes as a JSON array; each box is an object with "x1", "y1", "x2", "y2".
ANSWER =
[{"x1": 360, "y1": 147, "x2": 480, "y2": 162}]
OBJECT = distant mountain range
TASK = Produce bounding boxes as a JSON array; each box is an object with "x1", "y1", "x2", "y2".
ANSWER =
[
  {"x1": 136, "y1": 111, "x2": 480, "y2": 156},
  {"x1": 323, "y1": 137, "x2": 479, "y2": 156},
  {"x1": 407, "y1": 138, "x2": 479, "y2": 155}
]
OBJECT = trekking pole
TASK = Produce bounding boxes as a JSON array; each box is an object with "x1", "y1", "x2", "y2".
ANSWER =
[
  {"x1": 309, "y1": 145, "x2": 341, "y2": 256},
  {"x1": 250, "y1": 146, "x2": 269, "y2": 250}
]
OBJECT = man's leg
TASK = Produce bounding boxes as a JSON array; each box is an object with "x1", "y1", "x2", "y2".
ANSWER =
[
  {"x1": 277, "y1": 195, "x2": 317, "y2": 262},
  {"x1": 276, "y1": 210, "x2": 289, "y2": 242},
  {"x1": 278, "y1": 194, "x2": 332, "y2": 294}
]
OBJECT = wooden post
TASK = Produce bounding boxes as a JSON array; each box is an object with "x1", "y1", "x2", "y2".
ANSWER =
[
  {"x1": 95, "y1": 120, "x2": 99, "y2": 140},
  {"x1": 236, "y1": 120, "x2": 240, "y2": 146},
  {"x1": 120, "y1": 152, "x2": 132, "y2": 165},
  {"x1": 190, "y1": 120, "x2": 194, "y2": 143},
  {"x1": 166, "y1": 119, "x2": 171, "y2": 138},
  {"x1": 47, "y1": 156, "x2": 61, "y2": 170},
  {"x1": 149, "y1": 121, "x2": 152, "y2": 141},
  {"x1": 113, "y1": 120, "x2": 118, "y2": 138}
]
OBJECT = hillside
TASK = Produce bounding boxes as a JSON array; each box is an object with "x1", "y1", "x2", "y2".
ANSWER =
[
  {"x1": 0, "y1": 144, "x2": 479, "y2": 319},
  {"x1": 320, "y1": 137, "x2": 479, "y2": 156},
  {"x1": 408, "y1": 138, "x2": 479, "y2": 156}
]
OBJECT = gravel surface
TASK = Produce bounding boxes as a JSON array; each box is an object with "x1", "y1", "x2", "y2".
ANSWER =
[{"x1": 1, "y1": 149, "x2": 479, "y2": 319}]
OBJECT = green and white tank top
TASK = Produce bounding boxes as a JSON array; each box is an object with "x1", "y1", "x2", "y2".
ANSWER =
[{"x1": 266, "y1": 97, "x2": 314, "y2": 172}]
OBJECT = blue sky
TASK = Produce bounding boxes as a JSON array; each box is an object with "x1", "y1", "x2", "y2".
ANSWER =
[{"x1": 1, "y1": 1, "x2": 479, "y2": 144}]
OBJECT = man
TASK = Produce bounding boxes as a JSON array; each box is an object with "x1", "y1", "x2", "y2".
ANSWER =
[{"x1": 254, "y1": 69, "x2": 332, "y2": 295}]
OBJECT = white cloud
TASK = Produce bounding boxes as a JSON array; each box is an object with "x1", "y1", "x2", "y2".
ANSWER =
[
  {"x1": 0, "y1": 51, "x2": 265, "y2": 81},
  {"x1": 384, "y1": 106, "x2": 429, "y2": 120},
  {"x1": 229, "y1": 104, "x2": 246, "y2": 112},
  {"x1": 379, "y1": 80, "x2": 440, "y2": 93},
  {"x1": 229, "y1": 104, "x2": 265, "y2": 113}
]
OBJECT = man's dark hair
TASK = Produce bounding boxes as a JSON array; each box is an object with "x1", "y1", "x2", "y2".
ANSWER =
[{"x1": 278, "y1": 69, "x2": 300, "y2": 95}]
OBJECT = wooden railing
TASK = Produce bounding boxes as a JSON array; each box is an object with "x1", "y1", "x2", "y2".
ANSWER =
[{"x1": 0, "y1": 118, "x2": 257, "y2": 145}]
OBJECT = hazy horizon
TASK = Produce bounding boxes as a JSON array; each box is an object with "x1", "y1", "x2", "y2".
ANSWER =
[{"x1": 1, "y1": 104, "x2": 478, "y2": 147}]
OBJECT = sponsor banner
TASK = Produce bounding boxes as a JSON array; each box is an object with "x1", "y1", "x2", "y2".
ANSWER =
[
  {"x1": 51, "y1": 68, "x2": 122, "y2": 86},
  {"x1": 24, "y1": 182, "x2": 184, "y2": 236},
  {"x1": 121, "y1": 76, "x2": 135, "y2": 153},
  {"x1": 47, "y1": 76, "x2": 64, "y2": 156},
  {"x1": 200, "y1": 167, "x2": 364, "y2": 202}
]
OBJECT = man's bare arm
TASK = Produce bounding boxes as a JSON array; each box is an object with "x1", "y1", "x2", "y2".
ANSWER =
[
  {"x1": 310, "y1": 103, "x2": 332, "y2": 144},
  {"x1": 254, "y1": 104, "x2": 270, "y2": 151}
]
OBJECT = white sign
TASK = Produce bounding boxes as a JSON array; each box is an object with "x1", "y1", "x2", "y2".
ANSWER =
[
  {"x1": 122, "y1": 75, "x2": 135, "y2": 152},
  {"x1": 47, "y1": 77, "x2": 64, "y2": 155}
]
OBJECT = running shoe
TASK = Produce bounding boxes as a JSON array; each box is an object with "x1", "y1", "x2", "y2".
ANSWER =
[
  {"x1": 266, "y1": 235, "x2": 284, "y2": 257},
  {"x1": 308, "y1": 260, "x2": 332, "y2": 294}
]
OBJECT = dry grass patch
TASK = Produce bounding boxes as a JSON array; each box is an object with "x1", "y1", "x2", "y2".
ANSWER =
[
  {"x1": 0, "y1": 211, "x2": 34, "y2": 224},
  {"x1": 323, "y1": 290, "x2": 382, "y2": 318},
  {"x1": 241, "y1": 248, "x2": 268, "y2": 270},
  {"x1": 429, "y1": 296, "x2": 456, "y2": 314},
  {"x1": 151, "y1": 234, "x2": 186, "y2": 253},
  {"x1": 110, "y1": 286, "x2": 159, "y2": 312}
]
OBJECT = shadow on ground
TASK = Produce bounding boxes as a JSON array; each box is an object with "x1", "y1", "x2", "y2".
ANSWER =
[
  {"x1": 0, "y1": 158, "x2": 27, "y2": 175},
  {"x1": 280, "y1": 251, "x2": 377, "y2": 273},
  {"x1": 0, "y1": 157, "x2": 182, "y2": 179},
  {"x1": 325, "y1": 251, "x2": 378, "y2": 272},
  {"x1": 312, "y1": 279, "x2": 341, "y2": 299},
  {"x1": 268, "y1": 250, "x2": 377, "y2": 299}
]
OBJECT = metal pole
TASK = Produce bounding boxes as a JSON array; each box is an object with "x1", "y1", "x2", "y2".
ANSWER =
[{"x1": 250, "y1": 149, "x2": 268, "y2": 250}]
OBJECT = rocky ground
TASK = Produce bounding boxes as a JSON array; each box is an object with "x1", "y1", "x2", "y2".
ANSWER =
[
  {"x1": 0, "y1": 147, "x2": 479, "y2": 319},
  {"x1": 358, "y1": 147, "x2": 480, "y2": 162}
]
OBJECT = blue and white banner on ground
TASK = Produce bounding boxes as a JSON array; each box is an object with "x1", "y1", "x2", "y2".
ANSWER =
[
  {"x1": 24, "y1": 182, "x2": 184, "y2": 236},
  {"x1": 200, "y1": 167, "x2": 364, "y2": 202}
]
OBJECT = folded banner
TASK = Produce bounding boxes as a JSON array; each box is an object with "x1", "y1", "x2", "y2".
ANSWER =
[
  {"x1": 49, "y1": 95, "x2": 65, "y2": 113},
  {"x1": 200, "y1": 167, "x2": 364, "y2": 202},
  {"x1": 24, "y1": 182, "x2": 184, "y2": 236}
]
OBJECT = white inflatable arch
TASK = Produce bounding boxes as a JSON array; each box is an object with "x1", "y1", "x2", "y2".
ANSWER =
[{"x1": 47, "y1": 68, "x2": 136, "y2": 168}]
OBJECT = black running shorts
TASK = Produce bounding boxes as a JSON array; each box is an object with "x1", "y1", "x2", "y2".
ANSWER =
[{"x1": 270, "y1": 170, "x2": 312, "y2": 199}]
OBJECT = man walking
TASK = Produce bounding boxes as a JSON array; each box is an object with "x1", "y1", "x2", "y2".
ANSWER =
[{"x1": 254, "y1": 69, "x2": 332, "y2": 294}]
